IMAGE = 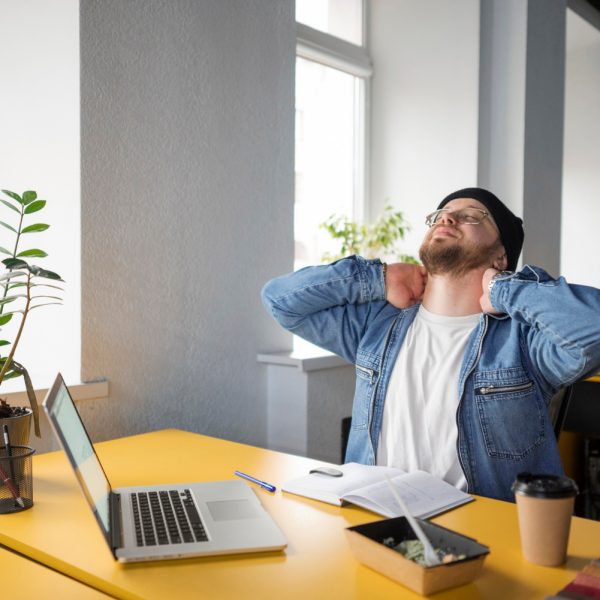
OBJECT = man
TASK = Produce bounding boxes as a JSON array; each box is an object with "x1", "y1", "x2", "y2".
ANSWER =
[{"x1": 261, "y1": 188, "x2": 600, "y2": 501}]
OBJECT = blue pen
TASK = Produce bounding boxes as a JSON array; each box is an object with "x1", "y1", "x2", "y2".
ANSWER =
[{"x1": 234, "y1": 470, "x2": 276, "y2": 493}]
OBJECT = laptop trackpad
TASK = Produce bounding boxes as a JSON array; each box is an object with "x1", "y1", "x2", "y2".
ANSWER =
[{"x1": 206, "y1": 499, "x2": 260, "y2": 521}]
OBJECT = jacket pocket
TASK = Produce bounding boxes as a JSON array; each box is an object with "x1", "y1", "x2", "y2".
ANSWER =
[
  {"x1": 351, "y1": 353, "x2": 379, "y2": 430},
  {"x1": 474, "y1": 369, "x2": 544, "y2": 459}
]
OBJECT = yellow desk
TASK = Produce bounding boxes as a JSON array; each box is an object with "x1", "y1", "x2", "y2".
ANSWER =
[
  {"x1": 0, "y1": 429, "x2": 598, "y2": 600},
  {"x1": 0, "y1": 544, "x2": 113, "y2": 599}
]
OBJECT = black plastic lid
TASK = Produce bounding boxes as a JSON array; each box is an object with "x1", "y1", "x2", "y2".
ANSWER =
[{"x1": 511, "y1": 472, "x2": 578, "y2": 499}]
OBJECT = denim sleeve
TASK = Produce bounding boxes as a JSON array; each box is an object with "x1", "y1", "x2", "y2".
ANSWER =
[
  {"x1": 490, "y1": 265, "x2": 600, "y2": 387},
  {"x1": 261, "y1": 256, "x2": 388, "y2": 364}
]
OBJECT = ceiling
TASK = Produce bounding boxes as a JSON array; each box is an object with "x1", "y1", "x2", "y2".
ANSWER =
[{"x1": 585, "y1": 0, "x2": 600, "y2": 11}]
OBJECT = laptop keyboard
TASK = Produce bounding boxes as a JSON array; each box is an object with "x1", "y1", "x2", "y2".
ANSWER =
[{"x1": 131, "y1": 489, "x2": 208, "y2": 546}]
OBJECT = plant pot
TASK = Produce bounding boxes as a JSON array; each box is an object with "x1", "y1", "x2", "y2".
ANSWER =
[{"x1": 0, "y1": 409, "x2": 32, "y2": 446}]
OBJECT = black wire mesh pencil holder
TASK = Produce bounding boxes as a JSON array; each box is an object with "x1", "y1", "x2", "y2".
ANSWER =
[{"x1": 0, "y1": 444, "x2": 35, "y2": 513}]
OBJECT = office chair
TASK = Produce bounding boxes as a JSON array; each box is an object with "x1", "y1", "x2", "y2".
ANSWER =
[
  {"x1": 548, "y1": 385, "x2": 574, "y2": 440},
  {"x1": 341, "y1": 416, "x2": 351, "y2": 463}
]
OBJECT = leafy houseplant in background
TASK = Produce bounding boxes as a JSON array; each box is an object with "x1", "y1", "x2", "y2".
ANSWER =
[
  {"x1": 320, "y1": 204, "x2": 419, "y2": 264},
  {"x1": 0, "y1": 189, "x2": 63, "y2": 444}
]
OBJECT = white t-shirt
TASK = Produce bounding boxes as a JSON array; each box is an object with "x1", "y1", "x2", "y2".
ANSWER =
[{"x1": 376, "y1": 305, "x2": 480, "y2": 491}]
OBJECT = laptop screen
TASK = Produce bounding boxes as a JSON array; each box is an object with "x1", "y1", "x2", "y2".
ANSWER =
[{"x1": 43, "y1": 374, "x2": 112, "y2": 543}]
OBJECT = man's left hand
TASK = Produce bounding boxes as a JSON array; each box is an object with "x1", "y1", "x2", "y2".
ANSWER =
[{"x1": 480, "y1": 268, "x2": 503, "y2": 315}]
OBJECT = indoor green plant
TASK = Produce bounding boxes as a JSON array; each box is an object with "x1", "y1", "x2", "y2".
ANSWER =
[
  {"x1": 320, "y1": 204, "x2": 419, "y2": 264},
  {"x1": 0, "y1": 189, "x2": 63, "y2": 443}
]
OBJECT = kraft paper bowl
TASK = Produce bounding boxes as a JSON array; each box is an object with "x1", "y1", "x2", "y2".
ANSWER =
[{"x1": 345, "y1": 517, "x2": 490, "y2": 595}]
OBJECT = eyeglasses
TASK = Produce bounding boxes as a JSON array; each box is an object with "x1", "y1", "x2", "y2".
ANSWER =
[{"x1": 425, "y1": 208, "x2": 489, "y2": 227}]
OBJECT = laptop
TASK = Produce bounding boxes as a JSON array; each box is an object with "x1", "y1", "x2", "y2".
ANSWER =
[{"x1": 42, "y1": 373, "x2": 287, "y2": 563}]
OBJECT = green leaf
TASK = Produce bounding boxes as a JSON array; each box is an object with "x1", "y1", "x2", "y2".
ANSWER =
[
  {"x1": 0, "y1": 370, "x2": 21, "y2": 381},
  {"x1": 22, "y1": 190, "x2": 37, "y2": 204},
  {"x1": 24, "y1": 200, "x2": 46, "y2": 214},
  {"x1": 30, "y1": 294, "x2": 62, "y2": 302},
  {"x1": 2, "y1": 257, "x2": 28, "y2": 269},
  {"x1": 29, "y1": 301, "x2": 62, "y2": 311},
  {"x1": 1, "y1": 190, "x2": 23, "y2": 204},
  {"x1": 0, "y1": 295, "x2": 24, "y2": 306},
  {"x1": 0, "y1": 341, "x2": 10, "y2": 347},
  {"x1": 30, "y1": 282, "x2": 63, "y2": 291},
  {"x1": 17, "y1": 249, "x2": 48, "y2": 258},
  {"x1": 0, "y1": 270, "x2": 27, "y2": 281},
  {"x1": 32, "y1": 268, "x2": 62, "y2": 281},
  {"x1": 1, "y1": 199, "x2": 20, "y2": 214},
  {"x1": 0, "y1": 247, "x2": 12, "y2": 255},
  {"x1": 0, "y1": 313, "x2": 13, "y2": 326},
  {"x1": 21, "y1": 223, "x2": 50, "y2": 233},
  {"x1": 0, "y1": 221, "x2": 17, "y2": 233}
]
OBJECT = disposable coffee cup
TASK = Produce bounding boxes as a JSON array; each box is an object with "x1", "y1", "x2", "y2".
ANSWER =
[{"x1": 512, "y1": 472, "x2": 578, "y2": 566}]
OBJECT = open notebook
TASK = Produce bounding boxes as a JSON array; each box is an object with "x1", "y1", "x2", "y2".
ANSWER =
[{"x1": 283, "y1": 463, "x2": 472, "y2": 519}]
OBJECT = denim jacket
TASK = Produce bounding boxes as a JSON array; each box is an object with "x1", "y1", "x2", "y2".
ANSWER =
[{"x1": 262, "y1": 256, "x2": 600, "y2": 501}]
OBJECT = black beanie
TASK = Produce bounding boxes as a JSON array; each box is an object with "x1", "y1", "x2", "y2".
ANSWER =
[{"x1": 437, "y1": 187, "x2": 524, "y2": 271}]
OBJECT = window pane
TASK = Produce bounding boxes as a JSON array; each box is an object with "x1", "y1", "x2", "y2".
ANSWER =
[
  {"x1": 294, "y1": 57, "x2": 362, "y2": 271},
  {"x1": 296, "y1": 0, "x2": 363, "y2": 46},
  {"x1": 0, "y1": 0, "x2": 80, "y2": 388}
]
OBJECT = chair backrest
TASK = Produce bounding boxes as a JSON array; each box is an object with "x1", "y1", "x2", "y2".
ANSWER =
[
  {"x1": 341, "y1": 416, "x2": 352, "y2": 462},
  {"x1": 548, "y1": 385, "x2": 574, "y2": 440}
]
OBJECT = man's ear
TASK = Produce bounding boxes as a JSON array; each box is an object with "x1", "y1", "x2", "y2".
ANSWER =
[{"x1": 492, "y1": 249, "x2": 508, "y2": 271}]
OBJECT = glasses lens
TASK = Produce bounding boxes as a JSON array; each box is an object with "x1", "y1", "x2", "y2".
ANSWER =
[
  {"x1": 457, "y1": 209, "x2": 486, "y2": 224},
  {"x1": 425, "y1": 210, "x2": 444, "y2": 226},
  {"x1": 426, "y1": 208, "x2": 487, "y2": 226}
]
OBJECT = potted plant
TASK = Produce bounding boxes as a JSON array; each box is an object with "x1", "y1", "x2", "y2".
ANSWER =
[
  {"x1": 0, "y1": 189, "x2": 63, "y2": 445},
  {"x1": 320, "y1": 204, "x2": 419, "y2": 264}
]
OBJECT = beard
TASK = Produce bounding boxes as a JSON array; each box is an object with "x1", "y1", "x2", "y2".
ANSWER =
[{"x1": 419, "y1": 230, "x2": 503, "y2": 277}]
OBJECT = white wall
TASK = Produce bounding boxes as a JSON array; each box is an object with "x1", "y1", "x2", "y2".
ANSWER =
[
  {"x1": 368, "y1": 0, "x2": 480, "y2": 257},
  {"x1": 79, "y1": 0, "x2": 295, "y2": 447},
  {"x1": 0, "y1": 0, "x2": 80, "y2": 387},
  {"x1": 562, "y1": 9, "x2": 600, "y2": 287}
]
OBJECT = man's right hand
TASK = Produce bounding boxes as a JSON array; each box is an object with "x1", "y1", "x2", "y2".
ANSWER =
[{"x1": 385, "y1": 263, "x2": 428, "y2": 308}]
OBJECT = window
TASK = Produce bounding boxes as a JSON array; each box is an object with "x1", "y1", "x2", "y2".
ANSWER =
[
  {"x1": 0, "y1": 0, "x2": 80, "y2": 389},
  {"x1": 293, "y1": 2, "x2": 371, "y2": 352},
  {"x1": 295, "y1": 58, "x2": 365, "y2": 269},
  {"x1": 294, "y1": 1, "x2": 371, "y2": 271},
  {"x1": 296, "y1": 0, "x2": 364, "y2": 46}
]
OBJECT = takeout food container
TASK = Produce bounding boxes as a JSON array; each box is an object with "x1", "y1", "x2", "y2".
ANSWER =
[{"x1": 345, "y1": 517, "x2": 489, "y2": 595}]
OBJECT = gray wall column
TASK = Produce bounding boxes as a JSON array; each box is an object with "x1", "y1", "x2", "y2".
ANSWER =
[
  {"x1": 479, "y1": 0, "x2": 567, "y2": 275},
  {"x1": 80, "y1": 0, "x2": 295, "y2": 447}
]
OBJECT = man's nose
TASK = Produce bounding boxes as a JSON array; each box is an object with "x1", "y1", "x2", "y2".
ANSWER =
[{"x1": 437, "y1": 211, "x2": 457, "y2": 225}]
